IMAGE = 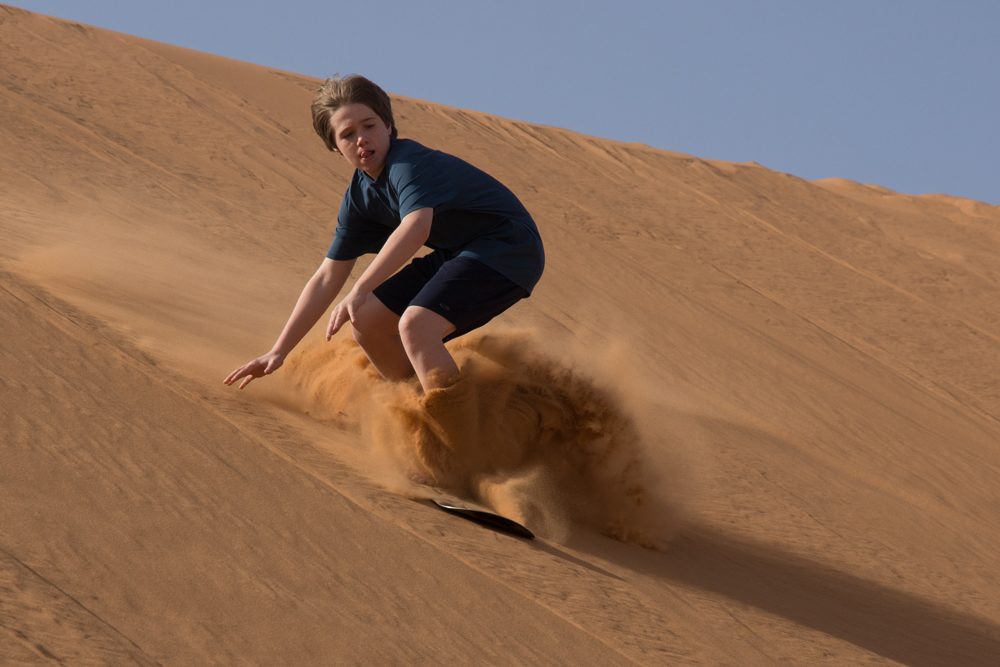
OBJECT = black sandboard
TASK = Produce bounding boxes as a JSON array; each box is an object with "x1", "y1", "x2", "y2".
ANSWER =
[{"x1": 428, "y1": 499, "x2": 535, "y2": 539}]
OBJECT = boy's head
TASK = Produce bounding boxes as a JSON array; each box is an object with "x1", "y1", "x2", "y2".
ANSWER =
[{"x1": 311, "y1": 75, "x2": 397, "y2": 153}]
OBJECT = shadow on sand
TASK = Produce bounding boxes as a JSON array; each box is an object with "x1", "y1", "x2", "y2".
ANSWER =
[{"x1": 569, "y1": 524, "x2": 1000, "y2": 666}]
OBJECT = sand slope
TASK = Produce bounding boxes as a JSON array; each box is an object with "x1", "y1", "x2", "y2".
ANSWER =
[{"x1": 3, "y1": 4, "x2": 1000, "y2": 664}]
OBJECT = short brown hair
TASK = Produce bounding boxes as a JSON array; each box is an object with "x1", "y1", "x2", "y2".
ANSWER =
[{"x1": 311, "y1": 74, "x2": 398, "y2": 152}]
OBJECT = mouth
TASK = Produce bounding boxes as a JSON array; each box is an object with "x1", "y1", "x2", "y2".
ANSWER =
[{"x1": 359, "y1": 149, "x2": 374, "y2": 160}]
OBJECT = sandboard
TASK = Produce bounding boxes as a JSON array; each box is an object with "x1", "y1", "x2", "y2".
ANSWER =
[{"x1": 426, "y1": 499, "x2": 535, "y2": 539}]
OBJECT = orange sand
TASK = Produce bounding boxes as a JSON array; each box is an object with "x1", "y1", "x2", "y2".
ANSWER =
[{"x1": 3, "y1": 5, "x2": 1000, "y2": 664}]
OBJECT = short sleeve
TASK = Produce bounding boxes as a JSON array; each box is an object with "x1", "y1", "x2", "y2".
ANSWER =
[
  {"x1": 393, "y1": 154, "x2": 459, "y2": 218},
  {"x1": 325, "y1": 223, "x2": 391, "y2": 260},
  {"x1": 325, "y1": 191, "x2": 391, "y2": 260}
]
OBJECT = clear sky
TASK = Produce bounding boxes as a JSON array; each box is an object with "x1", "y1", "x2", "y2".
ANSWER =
[{"x1": 10, "y1": 0, "x2": 1000, "y2": 204}]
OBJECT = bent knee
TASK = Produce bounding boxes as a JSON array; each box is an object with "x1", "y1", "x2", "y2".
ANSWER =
[
  {"x1": 399, "y1": 306, "x2": 455, "y2": 346},
  {"x1": 397, "y1": 309, "x2": 422, "y2": 345}
]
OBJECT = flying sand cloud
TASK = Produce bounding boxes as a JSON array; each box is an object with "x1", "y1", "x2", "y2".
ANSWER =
[{"x1": 280, "y1": 329, "x2": 688, "y2": 549}]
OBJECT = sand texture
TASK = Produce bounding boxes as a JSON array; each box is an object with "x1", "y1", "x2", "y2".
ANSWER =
[{"x1": 3, "y1": 5, "x2": 1000, "y2": 665}]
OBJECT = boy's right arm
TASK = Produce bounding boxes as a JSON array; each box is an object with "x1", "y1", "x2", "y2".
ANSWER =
[{"x1": 223, "y1": 257, "x2": 356, "y2": 389}]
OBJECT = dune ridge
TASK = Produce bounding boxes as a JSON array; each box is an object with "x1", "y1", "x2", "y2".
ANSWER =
[{"x1": 3, "y1": 4, "x2": 1000, "y2": 664}]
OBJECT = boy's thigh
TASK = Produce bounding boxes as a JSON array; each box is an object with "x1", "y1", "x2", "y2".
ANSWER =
[
  {"x1": 352, "y1": 291, "x2": 401, "y2": 335},
  {"x1": 372, "y1": 250, "x2": 448, "y2": 318},
  {"x1": 412, "y1": 257, "x2": 527, "y2": 341},
  {"x1": 373, "y1": 252, "x2": 527, "y2": 341}
]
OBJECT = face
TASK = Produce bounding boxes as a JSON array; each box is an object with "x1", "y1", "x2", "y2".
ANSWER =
[{"x1": 330, "y1": 103, "x2": 392, "y2": 178}]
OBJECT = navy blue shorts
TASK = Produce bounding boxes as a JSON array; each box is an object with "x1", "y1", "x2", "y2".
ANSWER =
[{"x1": 373, "y1": 250, "x2": 528, "y2": 341}]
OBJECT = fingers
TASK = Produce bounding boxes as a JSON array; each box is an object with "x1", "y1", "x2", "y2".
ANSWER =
[
  {"x1": 224, "y1": 366, "x2": 252, "y2": 388},
  {"x1": 328, "y1": 292, "x2": 367, "y2": 341},
  {"x1": 224, "y1": 358, "x2": 272, "y2": 388},
  {"x1": 327, "y1": 304, "x2": 349, "y2": 340},
  {"x1": 331, "y1": 310, "x2": 346, "y2": 336},
  {"x1": 224, "y1": 365, "x2": 247, "y2": 386},
  {"x1": 325, "y1": 311, "x2": 336, "y2": 341}
]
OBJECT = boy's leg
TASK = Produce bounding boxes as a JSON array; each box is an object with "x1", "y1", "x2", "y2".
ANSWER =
[
  {"x1": 399, "y1": 257, "x2": 527, "y2": 392},
  {"x1": 399, "y1": 306, "x2": 459, "y2": 391},
  {"x1": 351, "y1": 296, "x2": 415, "y2": 381},
  {"x1": 366, "y1": 252, "x2": 527, "y2": 391}
]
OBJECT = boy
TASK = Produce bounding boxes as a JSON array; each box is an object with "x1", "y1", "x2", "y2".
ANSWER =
[{"x1": 224, "y1": 75, "x2": 544, "y2": 394}]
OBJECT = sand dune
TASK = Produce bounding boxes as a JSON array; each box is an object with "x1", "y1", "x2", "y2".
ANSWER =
[{"x1": 3, "y1": 4, "x2": 1000, "y2": 664}]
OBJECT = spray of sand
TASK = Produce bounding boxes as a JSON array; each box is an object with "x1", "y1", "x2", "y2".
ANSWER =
[{"x1": 280, "y1": 329, "x2": 692, "y2": 549}]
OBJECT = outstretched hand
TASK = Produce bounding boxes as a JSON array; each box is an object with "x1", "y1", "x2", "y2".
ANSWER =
[
  {"x1": 223, "y1": 350, "x2": 285, "y2": 390},
  {"x1": 326, "y1": 289, "x2": 368, "y2": 341}
]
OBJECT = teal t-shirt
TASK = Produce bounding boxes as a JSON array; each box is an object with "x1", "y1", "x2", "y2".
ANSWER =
[{"x1": 326, "y1": 138, "x2": 545, "y2": 293}]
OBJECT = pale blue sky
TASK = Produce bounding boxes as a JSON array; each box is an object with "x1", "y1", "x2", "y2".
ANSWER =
[{"x1": 11, "y1": 1, "x2": 1000, "y2": 203}]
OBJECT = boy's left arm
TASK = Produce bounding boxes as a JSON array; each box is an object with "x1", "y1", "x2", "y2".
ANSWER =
[{"x1": 328, "y1": 208, "x2": 433, "y2": 334}]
